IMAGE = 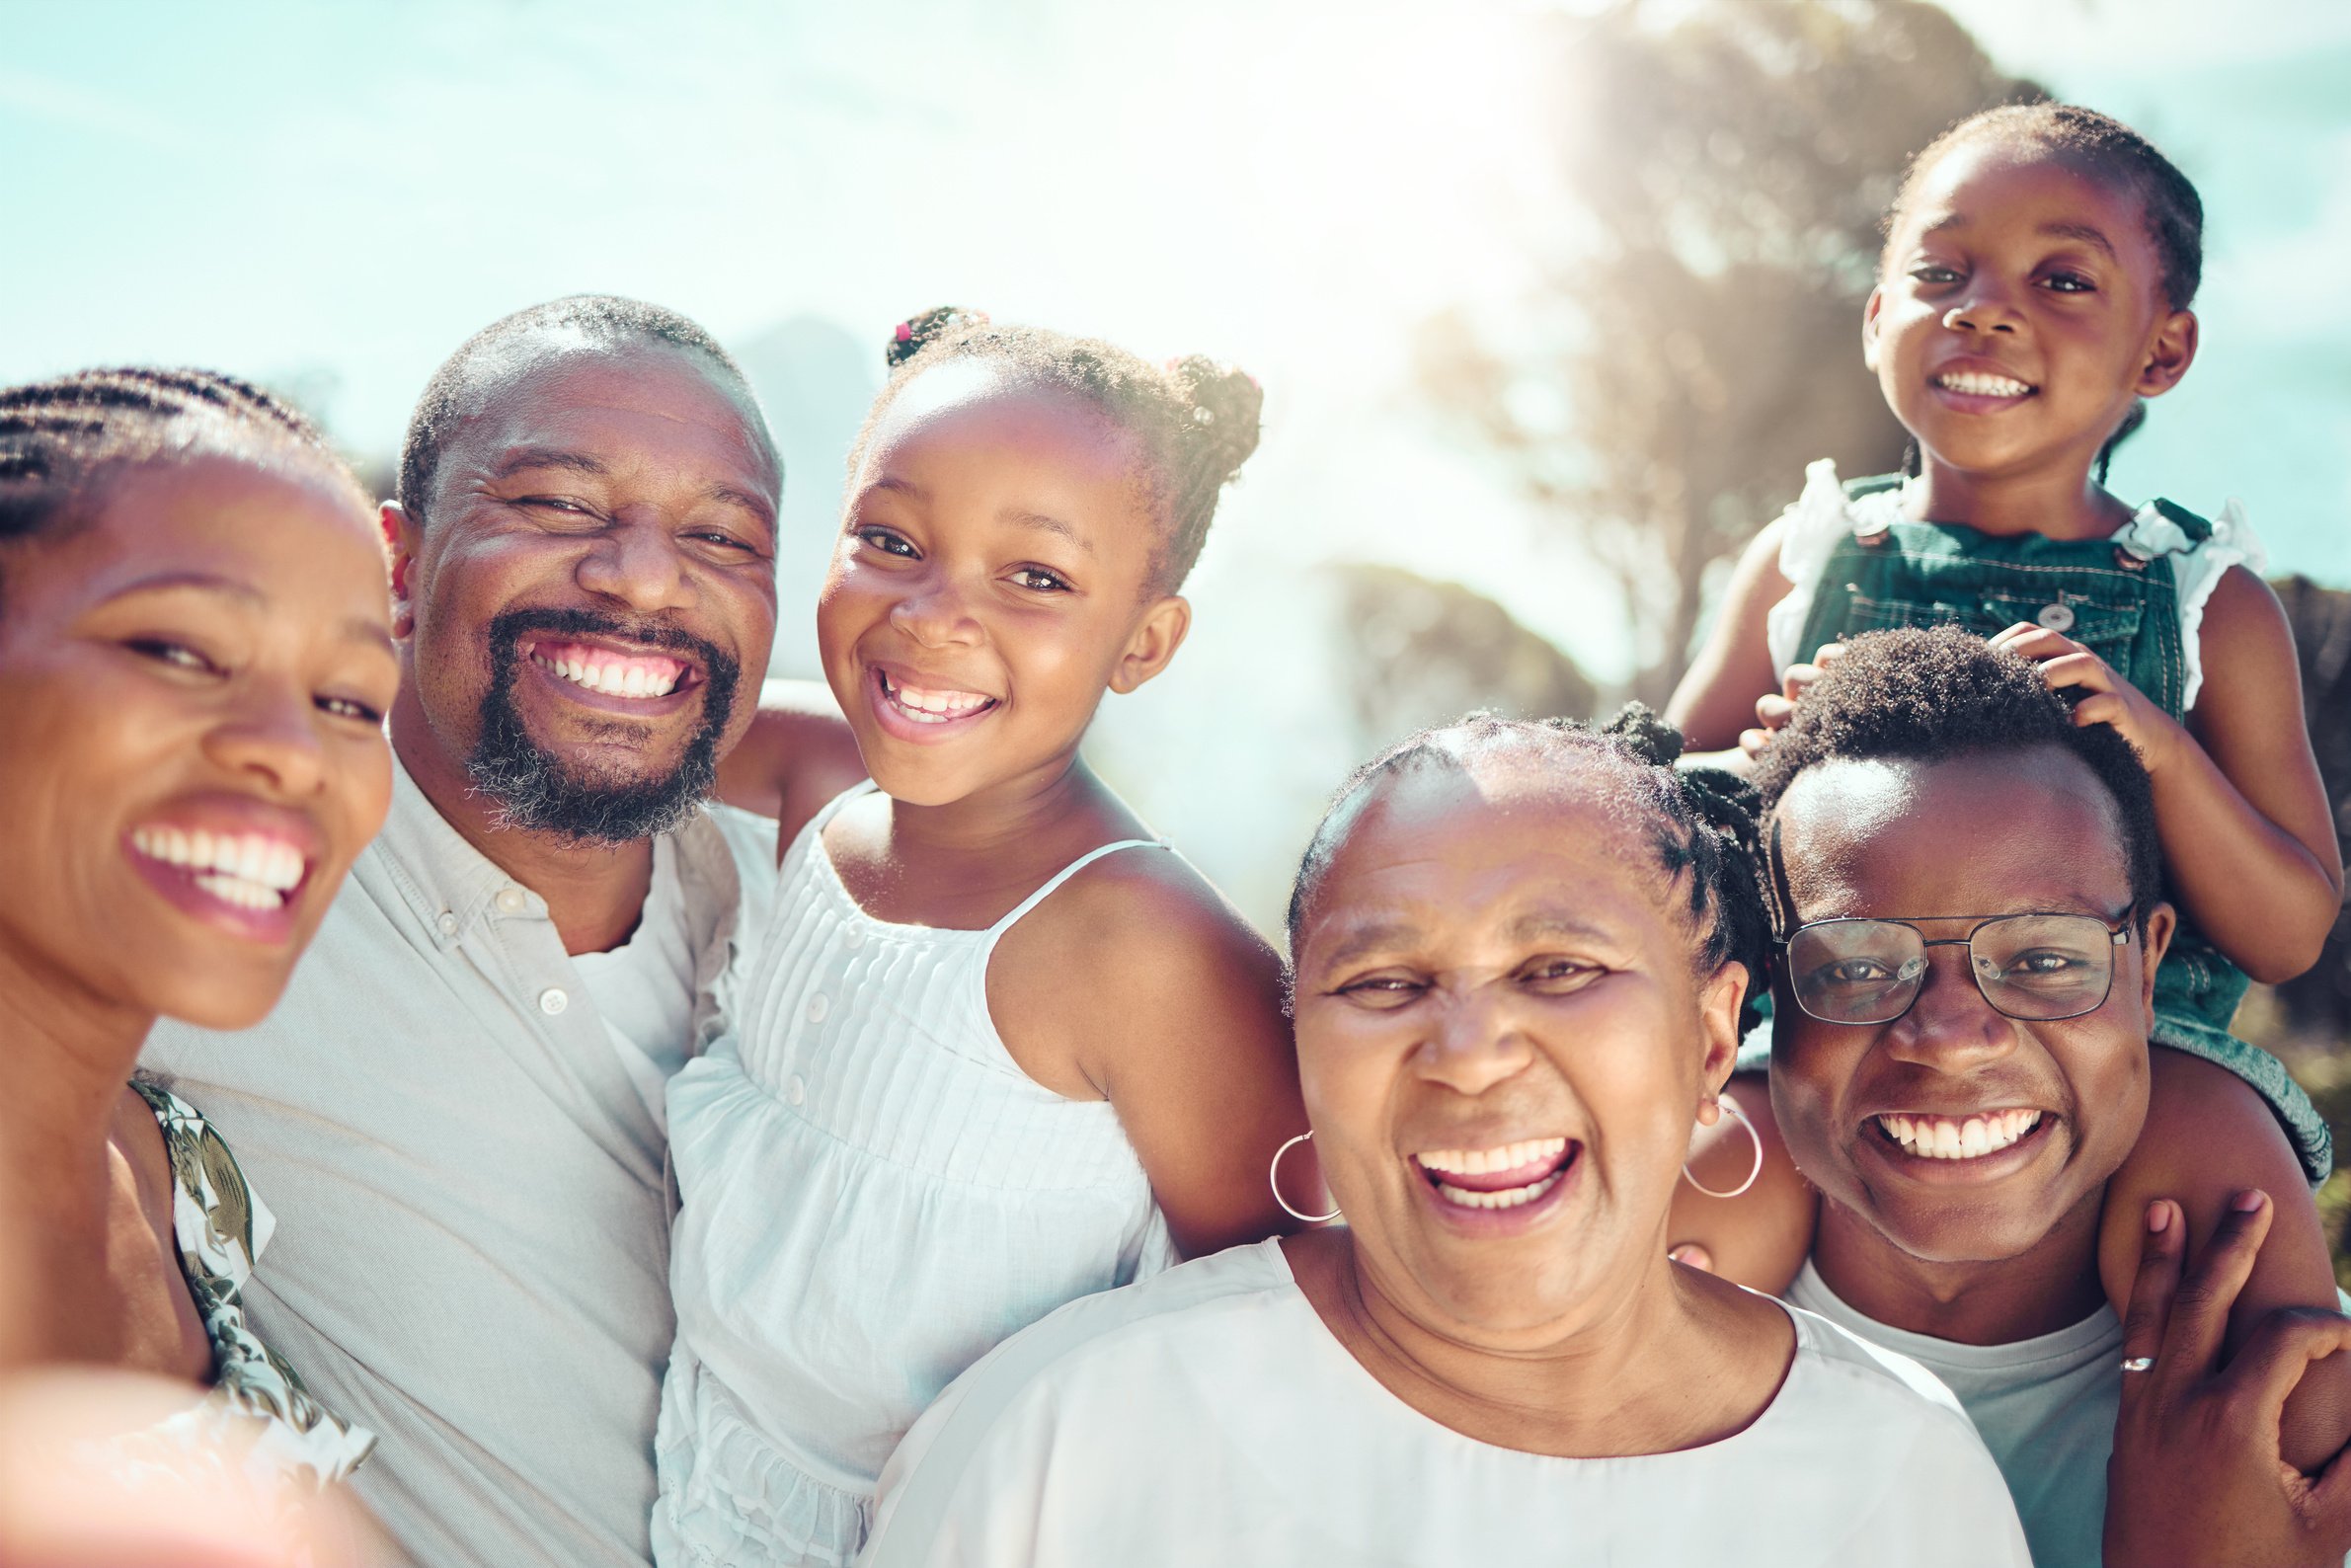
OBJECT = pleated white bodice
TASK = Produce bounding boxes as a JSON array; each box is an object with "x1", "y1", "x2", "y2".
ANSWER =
[{"x1": 654, "y1": 784, "x2": 1176, "y2": 1568}]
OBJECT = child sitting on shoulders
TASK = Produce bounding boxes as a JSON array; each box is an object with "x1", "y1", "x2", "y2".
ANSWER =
[
  {"x1": 1661, "y1": 105, "x2": 2347, "y2": 1468},
  {"x1": 656, "y1": 309, "x2": 1309, "y2": 1568}
]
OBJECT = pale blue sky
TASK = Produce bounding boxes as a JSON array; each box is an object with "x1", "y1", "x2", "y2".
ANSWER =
[{"x1": 3, "y1": 0, "x2": 2344, "y2": 691}]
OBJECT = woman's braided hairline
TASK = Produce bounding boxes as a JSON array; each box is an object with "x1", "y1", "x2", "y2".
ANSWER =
[
  {"x1": 848, "y1": 307, "x2": 1263, "y2": 592},
  {"x1": 0, "y1": 366, "x2": 360, "y2": 603},
  {"x1": 1285, "y1": 705, "x2": 1771, "y2": 1036}
]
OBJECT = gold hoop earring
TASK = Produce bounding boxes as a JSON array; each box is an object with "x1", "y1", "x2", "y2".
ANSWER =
[
  {"x1": 1270, "y1": 1132, "x2": 1340, "y2": 1223},
  {"x1": 1681, "y1": 1095, "x2": 1763, "y2": 1200}
]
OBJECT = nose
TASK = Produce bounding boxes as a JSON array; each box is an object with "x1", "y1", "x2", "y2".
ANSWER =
[
  {"x1": 576, "y1": 515, "x2": 696, "y2": 613},
  {"x1": 1880, "y1": 946, "x2": 2018, "y2": 1072},
  {"x1": 1942, "y1": 277, "x2": 2023, "y2": 336},
  {"x1": 1413, "y1": 985, "x2": 1537, "y2": 1099},
  {"x1": 202, "y1": 675, "x2": 327, "y2": 798},
  {"x1": 887, "y1": 570, "x2": 984, "y2": 651}
]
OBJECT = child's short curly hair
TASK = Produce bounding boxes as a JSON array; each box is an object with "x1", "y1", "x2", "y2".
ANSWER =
[
  {"x1": 851, "y1": 307, "x2": 1263, "y2": 593},
  {"x1": 1286, "y1": 705, "x2": 1771, "y2": 1036},
  {"x1": 1752, "y1": 626, "x2": 2163, "y2": 917}
]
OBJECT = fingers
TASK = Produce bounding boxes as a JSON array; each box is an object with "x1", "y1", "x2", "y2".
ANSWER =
[
  {"x1": 2218, "y1": 1307, "x2": 2351, "y2": 1436},
  {"x1": 2073, "y1": 692, "x2": 2129, "y2": 730},
  {"x1": 1778, "y1": 666, "x2": 1821, "y2": 704},
  {"x1": 1808, "y1": 642, "x2": 1846, "y2": 669},
  {"x1": 2118, "y1": 1198, "x2": 2185, "y2": 1401},
  {"x1": 1988, "y1": 625, "x2": 2087, "y2": 664},
  {"x1": 2031, "y1": 652, "x2": 2113, "y2": 693},
  {"x1": 1754, "y1": 693, "x2": 1794, "y2": 732},
  {"x1": 2158, "y1": 1191, "x2": 2275, "y2": 1387},
  {"x1": 1739, "y1": 728, "x2": 1771, "y2": 760},
  {"x1": 1986, "y1": 622, "x2": 2038, "y2": 649},
  {"x1": 1669, "y1": 1243, "x2": 1716, "y2": 1273}
]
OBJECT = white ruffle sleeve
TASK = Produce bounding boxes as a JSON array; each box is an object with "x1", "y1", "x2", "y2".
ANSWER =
[{"x1": 1765, "y1": 459, "x2": 1866, "y2": 677}]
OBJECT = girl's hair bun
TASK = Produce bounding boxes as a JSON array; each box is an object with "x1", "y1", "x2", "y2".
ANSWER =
[
  {"x1": 886, "y1": 306, "x2": 990, "y2": 371},
  {"x1": 1167, "y1": 355, "x2": 1263, "y2": 483}
]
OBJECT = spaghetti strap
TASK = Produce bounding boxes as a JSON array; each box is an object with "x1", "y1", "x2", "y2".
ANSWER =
[
  {"x1": 986, "y1": 839, "x2": 1167, "y2": 939},
  {"x1": 807, "y1": 779, "x2": 882, "y2": 836}
]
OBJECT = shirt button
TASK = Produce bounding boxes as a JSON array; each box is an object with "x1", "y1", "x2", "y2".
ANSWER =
[
  {"x1": 436, "y1": 911, "x2": 459, "y2": 936},
  {"x1": 843, "y1": 926, "x2": 866, "y2": 950},
  {"x1": 495, "y1": 886, "x2": 529, "y2": 915},
  {"x1": 807, "y1": 994, "x2": 830, "y2": 1024},
  {"x1": 785, "y1": 1074, "x2": 807, "y2": 1106},
  {"x1": 2035, "y1": 602, "x2": 2077, "y2": 633},
  {"x1": 538, "y1": 987, "x2": 569, "y2": 1016}
]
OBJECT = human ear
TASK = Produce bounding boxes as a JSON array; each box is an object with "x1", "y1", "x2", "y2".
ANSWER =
[
  {"x1": 2135, "y1": 309, "x2": 2198, "y2": 399},
  {"x1": 1861, "y1": 285, "x2": 1886, "y2": 372},
  {"x1": 2135, "y1": 902, "x2": 2177, "y2": 1015},
  {"x1": 382, "y1": 501, "x2": 423, "y2": 640},
  {"x1": 1695, "y1": 960, "x2": 1749, "y2": 1099},
  {"x1": 1107, "y1": 594, "x2": 1192, "y2": 695}
]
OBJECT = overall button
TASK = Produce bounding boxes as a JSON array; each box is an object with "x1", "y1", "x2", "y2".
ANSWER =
[
  {"x1": 2035, "y1": 602, "x2": 2076, "y2": 633},
  {"x1": 785, "y1": 1074, "x2": 808, "y2": 1106},
  {"x1": 538, "y1": 987, "x2": 569, "y2": 1016},
  {"x1": 495, "y1": 886, "x2": 529, "y2": 915},
  {"x1": 807, "y1": 994, "x2": 830, "y2": 1024}
]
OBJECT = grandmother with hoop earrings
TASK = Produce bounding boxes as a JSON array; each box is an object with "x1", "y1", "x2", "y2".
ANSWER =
[{"x1": 855, "y1": 709, "x2": 2027, "y2": 1568}]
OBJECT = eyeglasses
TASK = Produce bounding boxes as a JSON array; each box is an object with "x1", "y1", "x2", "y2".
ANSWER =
[{"x1": 1779, "y1": 911, "x2": 2136, "y2": 1027}]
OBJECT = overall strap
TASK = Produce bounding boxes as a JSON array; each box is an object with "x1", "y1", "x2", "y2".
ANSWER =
[{"x1": 986, "y1": 839, "x2": 1168, "y2": 939}]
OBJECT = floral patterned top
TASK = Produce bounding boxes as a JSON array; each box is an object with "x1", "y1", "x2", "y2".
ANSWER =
[{"x1": 125, "y1": 1077, "x2": 376, "y2": 1489}]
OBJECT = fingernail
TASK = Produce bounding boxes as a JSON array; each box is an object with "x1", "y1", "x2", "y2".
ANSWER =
[
  {"x1": 2233, "y1": 1190, "x2": 2266, "y2": 1213},
  {"x1": 2147, "y1": 1200, "x2": 2169, "y2": 1232}
]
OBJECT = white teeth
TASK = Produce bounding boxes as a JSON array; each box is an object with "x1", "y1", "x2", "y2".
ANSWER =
[
  {"x1": 532, "y1": 650, "x2": 681, "y2": 699},
  {"x1": 1936, "y1": 370, "x2": 2034, "y2": 398},
  {"x1": 132, "y1": 827, "x2": 307, "y2": 898},
  {"x1": 1415, "y1": 1137, "x2": 1569, "y2": 1177},
  {"x1": 1433, "y1": 1171, "x2": 1566, "y2": 1211},
  {"x1": 1877, "y1": 1109, "x2": 2043, "y2": 1160},
  {"x1": 885, "y1": 675, "x2": 995, "y2": 723},
  {"x1": 192, "y1": 872, "x2": 283, "y2": 911}
]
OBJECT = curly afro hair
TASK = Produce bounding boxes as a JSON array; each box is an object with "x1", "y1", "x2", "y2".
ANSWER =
[{"x1": 1752, "y1": 626, "x2": 2163, "y2": 917}]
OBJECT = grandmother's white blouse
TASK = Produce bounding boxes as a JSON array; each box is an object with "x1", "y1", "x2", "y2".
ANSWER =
[{"x1": 860, "y1": 1240, "x2": 2030, "y2": 1568}]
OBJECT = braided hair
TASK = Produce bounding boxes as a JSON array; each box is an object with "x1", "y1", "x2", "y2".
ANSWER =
[
  {"x1": 0, "y1": 366, "x2": 362, "y2": 608},
  {"x1": 1285, "y1": 704, "x2": 1772, "y2": 1036},
  {"x1": 854, "y1": 306, "x2": 1262, "y2": 593},
  {"x1": 1885, "y1": 104, "x2": 2204, "y2": 486}
]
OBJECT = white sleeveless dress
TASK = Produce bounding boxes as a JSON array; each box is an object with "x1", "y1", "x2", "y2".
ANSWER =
[{"x1": 654, "y1": 783, "x2": 1178, "y2": 1568}]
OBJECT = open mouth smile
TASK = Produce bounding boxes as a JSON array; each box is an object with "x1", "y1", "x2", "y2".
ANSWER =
[
  {"x1": 868, "y1": 666, "x2": 1000, "y2": 742},
  {"x1": 522, "y1": 638, "x2": 701, "y2": 703},
  {"x1": 1413, "y1": 1137, "x2": 1576, "y2": 1213},
  {"x1": 1864, "y1": 1107, "x2": 2055, "y2": 1180},
  {"x1": 126, "y1": 819, "x2": 316, "y2": 940}
]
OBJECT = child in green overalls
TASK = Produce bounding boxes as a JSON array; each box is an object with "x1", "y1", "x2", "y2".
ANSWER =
[{"x1": 1666, "y1": 104, "x2": 2348, "y2": 1468}]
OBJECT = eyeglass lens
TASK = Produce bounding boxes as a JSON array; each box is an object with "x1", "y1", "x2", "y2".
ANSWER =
[{"x1": 1787, "y1": 914, "x2": 2120, "y2": 1026}]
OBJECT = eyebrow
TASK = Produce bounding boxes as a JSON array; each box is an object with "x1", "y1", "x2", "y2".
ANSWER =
[
  {"x1": 864, "y1": 476, "x2": 1093, "y2": 555},
  {"x1": 1316, "y1": 909, "x2": 1616, "y2": 971},
  {"x1": 2039, "y1": 219, "x2": 2118, "y2": 260},
  {"x1": 102, "y1": 574, "x2": 396, "y2": 655}
]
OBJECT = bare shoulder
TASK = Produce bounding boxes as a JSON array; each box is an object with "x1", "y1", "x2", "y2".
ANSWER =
[
  {"x1": 1002, "y1": 843, "x2": 1281, "y2": 992},
  {"x1": 2191, "y1": 565, "x2": 2300, "y2": 684}
]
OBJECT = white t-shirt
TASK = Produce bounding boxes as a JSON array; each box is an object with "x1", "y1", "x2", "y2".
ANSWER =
[
  {"x1": 1787, "y1": 1260, "x2": 2120, "y2": 1568},
  {"x1": 860, "y1": 1240, "x2": 2030, "y2": 1568},
  {"x1": 574, "y1": 834, "x2": 700, "y2": 1132}
]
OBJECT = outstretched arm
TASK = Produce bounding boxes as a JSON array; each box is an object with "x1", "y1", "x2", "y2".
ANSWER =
[
  {"x1": 1996, "y1": 567, "x2": 2342, "y2": 981},
  {"x1": 714, "y1": 677, "x2": 870, "y2": 855}
]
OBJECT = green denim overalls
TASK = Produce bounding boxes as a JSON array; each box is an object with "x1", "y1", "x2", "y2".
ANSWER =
[{"x1": 1778, "y1": 472, "x2": 2328, "y2": 1182}]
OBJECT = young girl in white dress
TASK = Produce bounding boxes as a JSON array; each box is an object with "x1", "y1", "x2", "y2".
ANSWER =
[{"x1": 654, "y1": 309, "x2": 1309, "y2": 1567}]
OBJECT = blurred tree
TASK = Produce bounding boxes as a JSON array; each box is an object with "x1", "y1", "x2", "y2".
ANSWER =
[
  {"x1": 1330, "y1": 562, "x2": 1597, "y2": 753},
  {"x1": 1419, "y1": 0, "x2": 2037, "y2": 705},
  {"x1": 2264, "y1": 574, "x2": 2351, "y2": 1050}
]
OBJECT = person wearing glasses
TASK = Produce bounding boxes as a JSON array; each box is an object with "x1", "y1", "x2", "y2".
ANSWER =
[
  {"x1": 854, "y1": 708, "x2": 2032, "y2": 1567},
  {"x1": 1679, "y1": 626, "x2": 2351, "y2": 1568}
]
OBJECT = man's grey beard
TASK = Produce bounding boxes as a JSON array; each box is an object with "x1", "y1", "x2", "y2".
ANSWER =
[{"x1": 466, "y1": 606, "x2": 741, "y2": 846}]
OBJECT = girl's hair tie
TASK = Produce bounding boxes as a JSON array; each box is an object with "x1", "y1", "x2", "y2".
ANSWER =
[{"x1": 885, "y1": 306, "x2": 990, "y2": 370}]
